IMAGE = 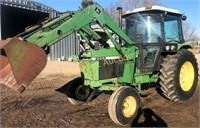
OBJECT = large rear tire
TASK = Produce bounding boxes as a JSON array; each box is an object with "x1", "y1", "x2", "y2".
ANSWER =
[
  {"x1": 108, "y1": 86, "x2": 142, "y2": 126},
  {"x1": 159, "y1": 49, "x2": 198, "y2": 101},
  {"x1": 66, "y1": 77, "x2": 94, "y2": 105}
]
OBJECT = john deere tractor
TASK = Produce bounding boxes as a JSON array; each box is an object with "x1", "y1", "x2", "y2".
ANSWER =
[{"x1": 0, "y1": 1, "x2": 198, "y2": 126}]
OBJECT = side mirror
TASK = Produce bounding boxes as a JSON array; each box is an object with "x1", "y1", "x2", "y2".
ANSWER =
[{"x1": 182, "y1": 15, "x2": 187, "y2": 21}]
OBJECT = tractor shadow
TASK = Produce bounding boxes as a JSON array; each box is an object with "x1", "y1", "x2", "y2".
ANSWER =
[
  {"x1": 55, "y1": 77, "x2": 99, "y2": 99},
  {"x1": 132, "y1": 108, "x2": 168, "y2": 127},
  {"x1": 55, "y1": 78, "x2": 74, "y2": 96}
]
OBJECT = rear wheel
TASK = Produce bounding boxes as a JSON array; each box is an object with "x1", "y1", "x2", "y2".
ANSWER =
[
  {"x1": 159, "y1": 49, "x2": 198, "y2": 101},
  {"x1": 108, "y1": 86, "x2": 142, "y2": 126},
  {"x1": 66, "y1": 77, "x2": 94, "y2": 105}
]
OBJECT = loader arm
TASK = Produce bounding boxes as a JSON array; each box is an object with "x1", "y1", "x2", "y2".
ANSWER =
[
  {"x1": 25, "y1": 3, "x2": 134, "y2": 54},
  {"x1": 0, "y1": 3, "x2": 135, "y2": 92}
]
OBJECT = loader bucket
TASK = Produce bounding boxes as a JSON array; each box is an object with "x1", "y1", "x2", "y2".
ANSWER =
[{"x1": 0, "y1": 38, "x2": 47, "y2": 93}]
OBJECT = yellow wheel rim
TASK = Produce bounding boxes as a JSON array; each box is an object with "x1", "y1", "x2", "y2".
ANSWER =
[
  {"x1": 179, "y1": 61, "x2": 195, "y2": 91},
  {"x1": 122, "y1": 96, "x2": 137, "y2": 118}
]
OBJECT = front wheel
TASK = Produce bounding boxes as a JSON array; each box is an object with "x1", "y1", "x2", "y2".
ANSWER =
[
  {"x1": 66, "y1": 77, "x2": 95, "y2": 105},
  {"x1": 108, "y1": 86, "x2": 142, "y2": 126}
]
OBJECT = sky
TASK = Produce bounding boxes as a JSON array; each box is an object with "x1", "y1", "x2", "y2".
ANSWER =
[
  {"x1": 33, "y1": 0, "x2": 200, "y2": 37},
  {"x1": 33, "y1": 0, "x2": 115, "y2": 11}
]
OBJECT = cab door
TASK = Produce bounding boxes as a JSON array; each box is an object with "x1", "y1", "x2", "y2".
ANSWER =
[{"x1": 137, "y1": 43, "x2": 165, "y2": 73}]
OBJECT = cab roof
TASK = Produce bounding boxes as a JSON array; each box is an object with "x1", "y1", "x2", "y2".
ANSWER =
[{"x1": 123, "y1": 6, "x2": 182, "y2": 16}]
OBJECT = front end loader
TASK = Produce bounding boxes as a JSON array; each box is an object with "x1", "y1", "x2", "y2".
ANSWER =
[
  {"x1": 0, "y1": 1, "x2": 198, "y2": 126},
  {"x1": 0, "y1": 38, "x2": 47, "y2": 92}
]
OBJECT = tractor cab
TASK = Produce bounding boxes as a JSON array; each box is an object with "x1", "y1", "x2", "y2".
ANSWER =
[{"x1": 123, "y1": 6, "x2": 187, "y2": 72}]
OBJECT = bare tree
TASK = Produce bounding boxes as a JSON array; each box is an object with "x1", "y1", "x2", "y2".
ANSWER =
[
  {"x1": 118, "y1": 0, "x2": 162, "y2": 11},
  {"x1": 182, "y1": 21, "x2": 200, "y2": 42},
  {"x1": 106, "y1": 0, "x2": 162, "y2": 23}
]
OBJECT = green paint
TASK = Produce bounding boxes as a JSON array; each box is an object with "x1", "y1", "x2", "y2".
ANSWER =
[
  {"x1": 177, "y1": 43, "x2": 192, "y2": 50},
  {"x1": 84, "y1": 78, "x2": 119, "y2": 90},
  {"x1": 79, "y1": 60, "x2": 99, "y2": 80},
  {"x1": 118, "y1": 61, "x2": 135, "y2": 84}
]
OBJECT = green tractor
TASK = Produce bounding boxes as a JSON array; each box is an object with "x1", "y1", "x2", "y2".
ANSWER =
[{"x1": 0, "y1": 1, "x2": 198, "y2": 126}]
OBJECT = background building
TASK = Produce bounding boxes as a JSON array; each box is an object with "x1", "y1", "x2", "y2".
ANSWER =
[{"x1": 0, "y1": 0, "x2": 80, "y2": 60}]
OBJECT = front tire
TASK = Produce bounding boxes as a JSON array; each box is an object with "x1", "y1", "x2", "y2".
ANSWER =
[
  {"x1": 108, "y1": 86, "x2": 142, "y2": 126},
  {"x1": 66, "y1": 77, "x2": 94, "y2": 105},
  {"x1": 159, "y1": 49, "x2": 198, "y2": 101}
]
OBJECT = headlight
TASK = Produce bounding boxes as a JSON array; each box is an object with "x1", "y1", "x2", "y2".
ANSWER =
[
  {"x1": 165, "y1": 45, "x2": 170, "y2": 51},
  {"x1": 165, "y1": 45, "x2": 177, "y2": 51},
  {"x1": 171, "y1": 45, "x2": 177, "y2": 50}
]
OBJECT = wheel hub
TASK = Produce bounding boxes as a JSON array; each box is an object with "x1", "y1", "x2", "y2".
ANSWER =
[
  {"x1": 179, "y1": 61, "x2": 195, "y2": 91},
  {"x1": 122, "y1": 96, "x2": 137, "y2": 118}
]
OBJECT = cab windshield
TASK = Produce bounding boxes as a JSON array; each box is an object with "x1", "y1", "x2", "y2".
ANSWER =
[{"x1": 125, "y1": 13, "x2": 184, "y2": 43}]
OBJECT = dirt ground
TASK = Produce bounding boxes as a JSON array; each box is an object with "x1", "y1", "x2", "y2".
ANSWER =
[{"x1": 1, "y1": 55, "x2": 200, "y2": 127}]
